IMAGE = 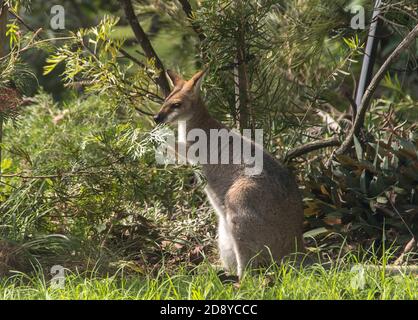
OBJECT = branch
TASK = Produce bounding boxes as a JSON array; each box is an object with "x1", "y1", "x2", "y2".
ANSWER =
[
  {"x1": 0, "y1": 0, "x2": 9, "y2": 182},
  {"x1": 118, "y1": 47, "x2": 146, "y2": 68},
  {"x1": 394, "y1": 237, "x2": 416, "y2": 266},
  {"x1": 8, "y1": 7, "x2": 161, "y2": 110},
  {"x1": 234, "y1": 0, "x2": 250, "y2": 131},
  {"x1": 1, "y1": 158, "x2": 127, "y2": 180},
  {"x1": 0, "y1": 1, "x2": 7, "y2": 58},
  {"x1": 178, "y1": 0, "x2": 206, "y2": 41},
  {"x1": 119, "y1": 0, "x2": 171, "y2": 97},
  {"x1": 285, "y1": 136, "x2": 340, "y2": 162},
  {"x1": 8, "y1": 8, "x2": 44, "y2": 40},
  {"x1": 335, "y1": 23, "x2": 418, "y2": 156},
  {"x1": 1, "y1": 173, "x2": 68, "y2": 179}
]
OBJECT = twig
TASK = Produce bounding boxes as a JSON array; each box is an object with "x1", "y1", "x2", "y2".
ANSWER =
[
  {"x1": 0, "y1": 171, "x2": 91, "y2": 179},
  {"x1": 178, "y1": 0, "x2": 206, "y2": 41},
  {"x1": 8, "y1": 8, "x2": 44, "y2": 39},
  {"x1": 394, "y1": 238, "x2": 417, "y2": 266},
  {"x1": 354, "y1": 0, "x2": 382, "y2": 111},
  {"x1": 0, "y1": 1, "x2": 7, "y2": 58},
  {"x1": 119, "y1": 0, "x2": 171, "y2": 96},
  {"x1": 388, "y1": 194, "x2": 415, "y2": 240},
  {"x1": 363, "y1": 264, "x2": 418, "y2": 275},
  {"x1": 118, "y1": 46, "x2": 163, "y2": 91},
  {"x1": 285, "y1": 136, "x2": 340, "y2": 162},
  {"x1": 133, "y1": 106, "x2": 154, "y2": 117},
  {"x1": 0, "y1": 0, "x2": 8, "y2": 182},
  {"x1": 118, "y1": 47, "x2": 146, "y2": 68},
  {"x1": 335, "y1": 23, "x2": 418, "y2": 156}
]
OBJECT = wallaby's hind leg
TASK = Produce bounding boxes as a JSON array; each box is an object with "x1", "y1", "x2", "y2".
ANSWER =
[
  {"x1": 225, "y1": 210, "x2": 261, "y2": 279},
  {"x1": 218, "y1": 217, "x2": 237, "y2": 273},
  {"x1": 225, "y1": 181, "x2": 271, "y2": 279}
]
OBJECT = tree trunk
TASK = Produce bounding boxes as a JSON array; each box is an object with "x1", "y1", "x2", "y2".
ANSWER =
[
  {"x1": 0, "y1": 1, "x2": 9, "y2": 176},
  {"x1": 0, "y1": 1, "x2": 7, "y2": 57},
  {"x1": 233, "y1": 0, "x2": 250, "y2": 132}
]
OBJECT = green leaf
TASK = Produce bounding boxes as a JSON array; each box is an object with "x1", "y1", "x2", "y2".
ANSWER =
[
  {"x1": 381, "y1": 156, "x2": 389, "y2": 170},
  {"x1": 353, "y1": 135, "x2": 363, "y2": 161},
  {"x1": 43, "y1": 55, "x2": 67, "y2": 75},
  {"x1": 376, "y1": 196, "x2": 388, "y2": 204},
  {"x1": 1, "y1": 158, "x2": 12, "y2": 171},
  {"x1": 360, "y1": 169, "x2": 367, "y2": 194},
  {"x1": 303, "y1": 227, "x2": 330, "y2": 239}
]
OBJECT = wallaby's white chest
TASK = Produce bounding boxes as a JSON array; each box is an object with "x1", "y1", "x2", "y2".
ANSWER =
[{"x1": 205, "y1": 186, "x2": 237, "y2": 271}]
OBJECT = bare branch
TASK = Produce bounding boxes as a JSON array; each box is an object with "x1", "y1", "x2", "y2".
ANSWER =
[
  {"x1": 178, "y1": 0, "x2": 206, "y2": 41},
  {"x1": 119, "y1": 0, "x2": 171, "y2": 97},
  {"x1": 8, "y1": 8, "x2": 44, "y2": 40},
  {"x1": 118, "y1": 47, "x2": 146, "y2": 68},
  {"x1": 335, "y1": 23, "x2": 418, "y2": 156},
  {"x1": 285, "y1": 136, "x2": 340, "y2": 162},
  {"x1": 394, "y1": 237, "x2": 416, "y2": 266},
  {"x1": 234, "y1": 0, "x2": 251, "y2": 131},
  {"x1": 0, "y1": 1, "x2": 7, "y2": 58},
  {"x1": 0, "y1": 0, "x2": 9, "y2": 181}
]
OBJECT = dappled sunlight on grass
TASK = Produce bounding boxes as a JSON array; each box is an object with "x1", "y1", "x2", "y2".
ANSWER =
[{"x1": 1, "y1": 256, "x2": 416, "y2": 300}]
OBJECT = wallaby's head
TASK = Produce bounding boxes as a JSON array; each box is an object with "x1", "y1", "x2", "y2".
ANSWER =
[{"x1": 154, "y1": 70, "x2": 206, "y2": 125}]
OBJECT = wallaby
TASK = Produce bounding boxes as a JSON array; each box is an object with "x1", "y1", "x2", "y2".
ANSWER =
[{"x1": 154, "y1": 70, "x2": 305, "y2": 279}]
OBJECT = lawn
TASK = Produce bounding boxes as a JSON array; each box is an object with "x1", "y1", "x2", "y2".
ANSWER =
[{"x1": 1, "y1": 260, "x2": 416, "y2": 300}]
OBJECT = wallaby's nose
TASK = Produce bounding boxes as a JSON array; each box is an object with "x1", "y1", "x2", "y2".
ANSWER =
[{"x1": 153, "y1": 114, "x2": 163, "y2": 124}]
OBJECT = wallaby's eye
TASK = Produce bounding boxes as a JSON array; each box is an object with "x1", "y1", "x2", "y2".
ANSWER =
[{"x1": 171, "y1": 103, "x2": 181, "y2": 109}]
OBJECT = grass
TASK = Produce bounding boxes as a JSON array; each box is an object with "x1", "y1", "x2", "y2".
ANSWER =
[{"x1": 0, "y1": 259, "x2": 417, "y2": 300}]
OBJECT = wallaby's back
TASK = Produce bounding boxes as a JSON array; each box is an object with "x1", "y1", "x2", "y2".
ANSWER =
[{"x1": 203, "y1": 138, "x2": 304, "y2": 277}]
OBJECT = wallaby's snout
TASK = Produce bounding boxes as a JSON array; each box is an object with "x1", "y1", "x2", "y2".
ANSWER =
[
  {"x1": 153, "y1": 113, "x2": 164, "y2": 124},
  {"x1": 153, "y1": 100, "x2": 182, "y2": 125}
]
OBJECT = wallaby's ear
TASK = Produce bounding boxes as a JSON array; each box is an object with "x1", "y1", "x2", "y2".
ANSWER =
[
  {"x1": 166, "y1": 69, "x2": 184, "y2": 88},
  {"x1": 188, "y1": 69, "x2": 207, "y2": 95}
]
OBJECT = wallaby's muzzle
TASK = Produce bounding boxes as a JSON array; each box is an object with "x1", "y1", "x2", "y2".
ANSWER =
[{"x1": 153, "y1": 113, "x2": 165, "y2": 124}]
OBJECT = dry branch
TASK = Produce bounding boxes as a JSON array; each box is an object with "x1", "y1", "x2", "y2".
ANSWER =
[
  {"x1": 0, "y1": 0, "x2": 9, "y2": 179},
  {"x1": 285, "y1": 136, "x2": 340, "y2": 161},
  {"x1": 335, "y1": 23, "x2": 418, "y2": 156},
  {"x1": 119, "y1": 0, "x2": 171, "y2": 97},
  {"x1": 394, "y1": 238, "x2": 417, "y2": 266},
  {"x1": 234, "y1": 0, "x2": 251, "y2": 131},
  {"x1": 178, "y1": 0, "x2": 206, "y2": 41},
  {"x1": 0, "y1": 1, "x2": 7, "y2": 57}
]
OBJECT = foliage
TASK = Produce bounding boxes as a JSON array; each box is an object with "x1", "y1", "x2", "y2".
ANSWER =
[
  {"x1": 43, "y1": 15, "x2": 162, "y2": 111},
  {"x1": 194, "y1": 0, "x2": 368, "y2": 155},
  {"x1": 304, "y1": 104, "x2": 418, "y2": 245},
  {"x1": 0, "y1": 93, "x2": 214, "y2": 272}
]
